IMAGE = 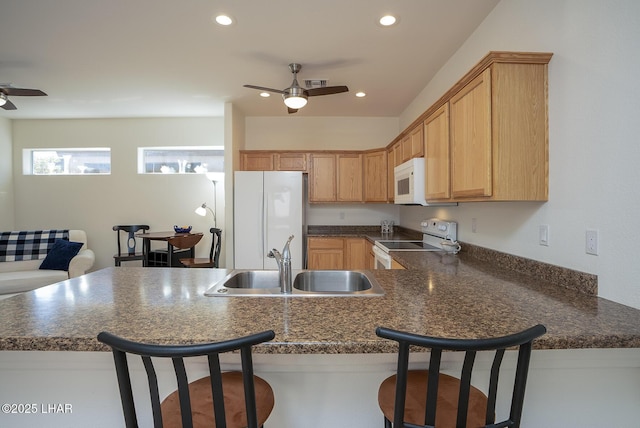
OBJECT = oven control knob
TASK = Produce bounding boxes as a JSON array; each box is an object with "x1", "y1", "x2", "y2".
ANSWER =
[{"x1": 438, "y1": 224, "x2": 447, "y2": 231}]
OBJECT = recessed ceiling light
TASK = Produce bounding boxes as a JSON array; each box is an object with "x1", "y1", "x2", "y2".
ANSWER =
[
  {"x1": 355, "y1": 92, "x2": 366, "y2": 98},
  {"x1": 214, "y1": 14, "x2": 234, "y2": 26},
  {"x1": 379, "y1": 15, "x2": 397, "y2": 26},
  {"x1": 259, "y1": 92, "x2": 270, "y2": 98}
]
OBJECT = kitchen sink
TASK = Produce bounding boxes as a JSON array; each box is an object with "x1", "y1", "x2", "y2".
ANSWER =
[
  {"x1": 205, "y1": 269, "x2": 384, "y2": 297},
  {"x1": 293, "y1": 270, "x2": 375, "y2": 293}
]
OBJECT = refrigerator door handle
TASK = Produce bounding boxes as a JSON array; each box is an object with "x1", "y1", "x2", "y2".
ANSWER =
[{"x1": 261, "y1": 188, "x2": 265, "y2": 259}]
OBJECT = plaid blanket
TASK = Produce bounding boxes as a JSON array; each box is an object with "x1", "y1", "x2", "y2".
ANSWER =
[{"x1": 0, "y1": 230, "x2": 70, "y2": 262}]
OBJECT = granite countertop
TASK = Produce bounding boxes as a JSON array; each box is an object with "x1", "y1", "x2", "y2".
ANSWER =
[{"x1": 0, "y1": 256, "x2": 639, "y2": 353}]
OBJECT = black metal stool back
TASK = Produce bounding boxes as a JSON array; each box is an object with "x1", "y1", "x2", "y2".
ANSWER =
[
  {"x1": 376, "y1": 324, "x2": 546, "y2": 428},
  {"x1": 98, "y1": 330, "x2": 276, "y2": 428},
  {"x1": 113, "y1": 225, "x2": 150, "y2": 266}
]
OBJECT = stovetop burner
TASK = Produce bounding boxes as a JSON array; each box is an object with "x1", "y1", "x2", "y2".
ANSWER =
[
  {"x1": 375, "y1": 240, "x2": 441, "y2": 251},
  {"x1": 374, "y1": 218, "x2": 457, "y2": 253}
]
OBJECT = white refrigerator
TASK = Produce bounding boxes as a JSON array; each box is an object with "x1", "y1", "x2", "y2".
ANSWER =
[{"x1": 234, "y1": 171, "x2": 304, "y2": 270}]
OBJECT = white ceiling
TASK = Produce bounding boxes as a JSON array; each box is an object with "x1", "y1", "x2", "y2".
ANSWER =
[{"x1": 0, "y1": 0, "x2": 499, "y2": 119}]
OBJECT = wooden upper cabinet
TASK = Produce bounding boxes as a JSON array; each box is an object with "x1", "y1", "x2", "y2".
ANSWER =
[
  {"x1": 387, "y1": 146, "x2": 395, "y2": 201},
  {"x1": 275, "y1": 152, "x2": 307, "y2": 172},
  {"x1": 424, "y1": 103, "x2": 451, "y2": 200},
  {"x1": 450, "y1": 68, "x2": 493, "y2": 199},
  {"x1": 309, "y1": 154, "x2": 337, "y2": 202},
  {"x1": 336, "y1": 153, "x2": 363, "y2": 202},
  {"x1": 400, "y1": 125, "x2": 424, "y2": 164},
  {"x1": 364, "y1": 150, "x2": 388, "y2": 202},
  {"x1": 489, "y1": 61, "x2": 549, "y2": 201},
  {"x1": 410, "y1": 125, "x2": 424, "y2": 159},
  {"x1": 448, "y1": 54, "x2": 550, "y2": 201},
  {"x1": 240, "y1": 151, "x2": 307, "y2": 172},
  {"x1": 241, "y1": 152, "x2": 274, "y2": 171},
  {"x1": 392, "y1": 141, "x2": 403, "y2": 167},
  {"x1": 400, "y1": 135, "x2": 412, "y2": 163}
]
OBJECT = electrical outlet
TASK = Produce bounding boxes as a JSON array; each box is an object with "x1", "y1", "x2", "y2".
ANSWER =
[
  {"x1": 471, "y1": 218, "x2": 477, "y2": 233},
  {"x1": 586, "y1": 229, "x2": 599, "y2": 255},
  {"x1": 539, "y1": 225, "x2": 549, "y2": 246}
]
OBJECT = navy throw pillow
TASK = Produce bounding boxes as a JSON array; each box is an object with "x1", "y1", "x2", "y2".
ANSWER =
[{"x1": 39, "y1": 239, "x2": 83, "y2": 271}]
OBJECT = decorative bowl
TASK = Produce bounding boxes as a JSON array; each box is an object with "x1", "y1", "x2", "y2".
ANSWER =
[{"x1": 174, "y1": 225, "x2": 192, "y2": 234}]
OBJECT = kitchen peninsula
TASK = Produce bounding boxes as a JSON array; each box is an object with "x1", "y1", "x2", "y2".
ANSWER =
[{"x1": 1, "y1": 257, "x2": 639, "y2": 427}]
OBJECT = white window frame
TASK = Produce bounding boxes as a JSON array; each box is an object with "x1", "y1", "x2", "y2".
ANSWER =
[
  {"x1": 137, "y1": 146, "x2": 224, "y2": 175},
  {"x1": 23, "y1": 148, "x2": 111, "y2": 175}
]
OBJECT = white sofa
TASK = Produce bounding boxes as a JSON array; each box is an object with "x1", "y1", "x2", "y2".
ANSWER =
[{"x1": 0, "y1": 230, "x2": 95, "y2": 296}]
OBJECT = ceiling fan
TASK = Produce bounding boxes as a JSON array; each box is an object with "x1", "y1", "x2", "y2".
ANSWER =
[
  {"x1": 244, "y1": 63, "x2": 348, "y2": 114},
  {"x1": 0, "y1": 84, "x2": 47, "y2": 110}
]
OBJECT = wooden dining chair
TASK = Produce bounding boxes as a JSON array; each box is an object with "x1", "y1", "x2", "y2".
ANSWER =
[
  {"x1": 180, "y1": 228, "x2": 222, "y2": 268},
  {"x1": 376, "y1": 324, "x2": 546, "y2": 428},
  {"x1": 98, "y1": 330, "x2": 276, "y2": 428},
  {"x1": 113, "y1": 225, "x2": 150, "y2": 266},
  {"x1": 166, "y1": 233, "x2": 203, "y2": 267}
]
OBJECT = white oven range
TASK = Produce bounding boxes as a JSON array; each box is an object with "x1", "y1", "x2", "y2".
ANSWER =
[{"x1": 372, "y1": 218, "x2": 457, "y2": 269}]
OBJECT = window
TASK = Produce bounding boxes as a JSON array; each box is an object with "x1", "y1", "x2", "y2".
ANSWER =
[
  {"x1": 23, "y1": 148, "x2": 111, "y2": 175},
  {"x1": 138, "y1": 146, "x2": 224, "y2": 174}
]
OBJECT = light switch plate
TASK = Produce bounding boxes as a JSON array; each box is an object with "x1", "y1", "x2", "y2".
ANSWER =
[
  {"x1": 539, "y1": 225, "x2": 549, "y2": 246},
  {"x1": 586, "y1": 229, "x2": 598, "y2": 255}
]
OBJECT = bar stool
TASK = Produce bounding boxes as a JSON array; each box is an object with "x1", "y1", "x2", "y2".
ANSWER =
[
  {"x1": 97, "y1": 330, "x2": 276, "y2": 428},
  {"x1": 376, "y1": 324, "x2": 546, "y2": 428}
]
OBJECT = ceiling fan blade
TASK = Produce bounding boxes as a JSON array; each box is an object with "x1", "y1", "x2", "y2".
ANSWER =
[
  {"x1": 287, "y1": 107, "x2": 298, "y2": 114},
  {"x1": 1, "y1": 87, "x2": 47, "y2": 97},
  {"x1": 306, "y1": 86, "x2": 349, "y2": 97},
  {"x1": 1, "y1": 100, "x2": 17, "y2": 110},
  {"x1": 243, "y1": 85, "x2": 286, "y2": 95}
]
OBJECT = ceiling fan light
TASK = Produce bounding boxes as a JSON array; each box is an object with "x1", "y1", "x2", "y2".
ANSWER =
[
  {"x1": 0, "y1": 93, "x2": 6, "y2": 107},
  {"x1": 283, "y1": 94, "x2": 307, "y2": 109}
]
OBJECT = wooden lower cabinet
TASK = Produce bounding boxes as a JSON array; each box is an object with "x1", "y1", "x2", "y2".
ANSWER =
[
  {"x1": 391, "y1": 259, "x2": 406, "y2": 270},
  {"x1": 344, "y1": 238, "x2": 367, "y2": 270},
  {"x1": 307, "y1": 237, "x2": 368, "y2": 270},
  {"x1": 307, "y1": 237, "x2": 344, "y2": 270}
]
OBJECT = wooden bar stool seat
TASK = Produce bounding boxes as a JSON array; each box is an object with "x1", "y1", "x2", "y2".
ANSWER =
[
  {"x1": 160, "y1": 372, "x2": 274, "y2": 427},
  {"x1": 376, "y1": 324, "x2": 546, "y2": 428},
  {"x1": 378, "y1": 370, "x2": 488, "y2": 427},
  {"x1": 97, "y1": 330, "x2": 276, "y2": 428}
]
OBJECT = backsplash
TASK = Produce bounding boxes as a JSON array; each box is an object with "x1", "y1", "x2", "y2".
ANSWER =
[{"x1": 459, "y1": 241, "x2": 598, "y2": 296}]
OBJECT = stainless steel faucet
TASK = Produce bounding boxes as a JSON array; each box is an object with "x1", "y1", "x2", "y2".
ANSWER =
[{"x1": 268, "y1": 235, "x2": 294, "y2": 294}]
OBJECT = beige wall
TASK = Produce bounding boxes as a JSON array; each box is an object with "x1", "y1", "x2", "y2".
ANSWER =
[
  {"x1": 0, "y1": 118, "x2": 14, "y2": 230},
  {"x1": 398, "y1": 0, "x2": 640, "y2": 309},
  {"x1": 11, "y1": 117, "x2": 225, "y2": 270},
  {"x1": 245, "y1": 116, "x2": 399, "y2": 151}
]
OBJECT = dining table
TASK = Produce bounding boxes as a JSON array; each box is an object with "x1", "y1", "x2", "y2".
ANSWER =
[{"x1": 136, "y1": 230, "x2": 203, "y2": 267}]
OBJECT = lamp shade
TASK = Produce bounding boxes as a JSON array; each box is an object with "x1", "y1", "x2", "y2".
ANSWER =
[
  {"x1": 195, "y1": 203, "x2": 208, "y2": 217},
  {"x1": 0, "y1": 93, "x2": 6, "y2": 107}
]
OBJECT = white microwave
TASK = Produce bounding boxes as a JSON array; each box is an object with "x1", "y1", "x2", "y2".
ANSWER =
[{"x1": 394, "y1": 158, "x2": 427, "y2": 205}]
